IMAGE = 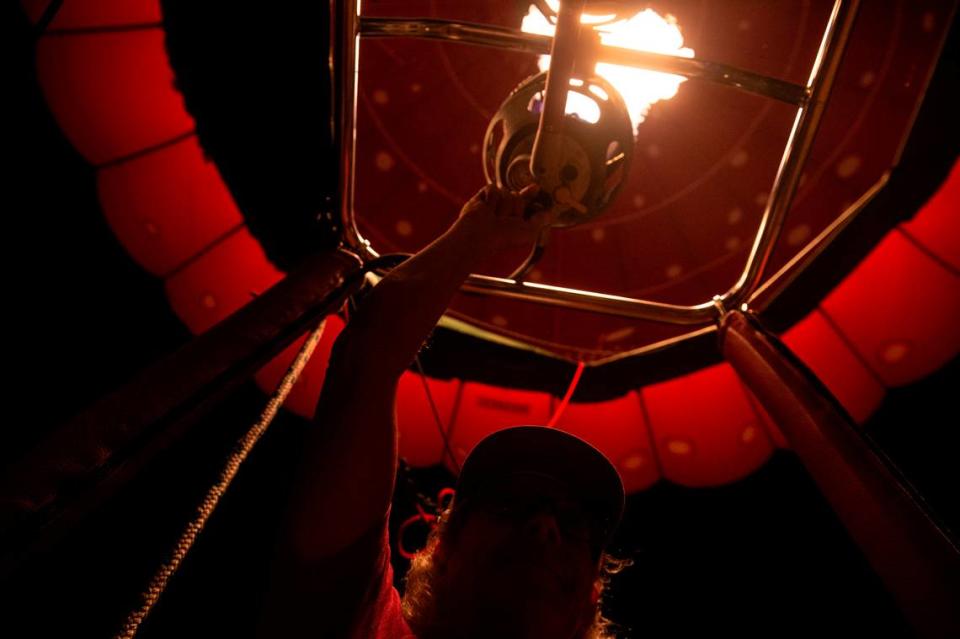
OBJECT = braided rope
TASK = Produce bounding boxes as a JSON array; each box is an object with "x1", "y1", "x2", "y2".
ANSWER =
[{"x1": 115, "y1": 319, "x2": 327, "y2": 639}]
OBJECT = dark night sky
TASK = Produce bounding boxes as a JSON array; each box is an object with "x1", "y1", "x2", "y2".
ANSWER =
[{"x1": 4, "y1": 3, "x2": 957, "y2": 638}]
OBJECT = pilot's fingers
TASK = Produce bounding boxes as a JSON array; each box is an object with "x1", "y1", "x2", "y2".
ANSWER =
[
  {"x1": 493, "y1": 188, "x2": 517, "y2": 218},
  {"x1": 484, "y1": 184, "x2": 505, "y2": 207}
]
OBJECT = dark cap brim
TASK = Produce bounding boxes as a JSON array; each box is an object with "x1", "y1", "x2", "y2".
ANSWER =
[{"x1": 453, "y1": 426, "x2": 625, "y2": 544}]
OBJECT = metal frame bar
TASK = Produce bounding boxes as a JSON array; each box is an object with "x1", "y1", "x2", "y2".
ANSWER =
[
  {"x1": 461, "y1": 275, "x2": 717, "y2": 324},
  {"x1": 333, "y1": 0, "x2": 367, "y2": 258},
  {"x1": 721, "y1": 310, "x2": 960, "y2": 639},
  {"x1": 529, "y1": 0, "x2": 586, "y2": 182},
  {"x1": 359, "y1": 18, "x2": 809, "y2": 105},
  {"x1": 336, "y1": 0, "x2": 860, "y2": 328},
  {"x1": 724, "y1": 0, "x2": 860, "y2": 309},
  {"x1": 747, "y1": 172, "x2": 888, "y2": 311}
]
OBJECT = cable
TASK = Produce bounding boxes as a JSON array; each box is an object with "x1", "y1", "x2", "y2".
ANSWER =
[
  {"x1": 414, "y1": 356, "x2": 462, "y2": 475},
  {"x1": 397, "y1": 487, "x2": 458, "y2": 559},
  {"x1": 547, "y1": 360, "x2": 586, "y2": 427}
]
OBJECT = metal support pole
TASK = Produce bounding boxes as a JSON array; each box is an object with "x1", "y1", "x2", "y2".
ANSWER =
[
  {"x1": 725, "y1": 0, "x2": 860, "y2": 307},
  {"x1": 332, "y1": 0, "x2": 370, "y2": 256},
  {"x1": 0, "y1": 250, "x2": 364, "y2": 574},
  {"x1": 719, "y1": 310, "x2": 960, "y2": 639},
  {"x1": 359, "y1": 17, "x2": 808, "y2": 105},
  {"x1": 529, "y1": 0, "x2": 584, "y2": 182}
]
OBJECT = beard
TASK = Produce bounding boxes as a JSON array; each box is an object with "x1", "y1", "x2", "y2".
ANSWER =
[{"x1": 422, "y1": 559, "x2": 594, "y2": 639}]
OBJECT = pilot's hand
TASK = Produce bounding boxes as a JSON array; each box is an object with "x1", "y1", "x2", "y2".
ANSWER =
[{"x1": 454, "y1": 184, "x2": 556, "y2": 250}]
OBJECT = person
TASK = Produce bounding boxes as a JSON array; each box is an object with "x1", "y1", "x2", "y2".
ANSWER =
[{"x1": 258, "y1": 184, "x2": 627, "y2": 638}]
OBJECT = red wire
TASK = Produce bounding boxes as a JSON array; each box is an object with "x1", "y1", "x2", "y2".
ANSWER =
[
  {"x1": 547, "y1": 360, "x2": 585, "y2": 428},
  {"x1": 398, "y1": 512, "x2": 435, "y2": 559},
  {"x1": 397, "y1": 488, "x2": 455, "y2": 559},
  {"x1": 437, "y1": 487, "x2": 456, "y2": 509},
  {"x1": 414, "y1": 356, "x2": 462, "y2": 474}
]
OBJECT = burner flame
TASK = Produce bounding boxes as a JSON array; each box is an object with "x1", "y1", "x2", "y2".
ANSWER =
[{"x1": 522, "y1": 1, "x2": 694, "y2": 132}]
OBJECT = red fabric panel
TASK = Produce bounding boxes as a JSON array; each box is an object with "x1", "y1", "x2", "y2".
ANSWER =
[
  {"x1": 445, "y1": 382, "x2": 552, "y2": 473},
  {"x1": 554, "y1": 393, "x2": 659, "y2": 493},
  {"x1": 395, "y1": 373, "x2": 460, "y2": 468},
  {"x1": 782, "y1": 311, "x2": 886, "y2": 424},
  {"x1": 254, "y1": 315, "x2": 346, "y2": 420},
  {"x1": 46, "y1": 0, "x2": 161, "y2": 29},
  {"x1": 737, "y1": 382, "x2": 789, "y2": 449},
  {"x1": 98, "y1": 135, "x2": 242, "y2": 276},
  {"x1": 641, "y1": 363, "x2": 774, "y2": 487},
  {"x1": 255, "y1": 327, "x2": 462, "y2": 469},
  {"x1": 821, "y1": 231, "x2": 960, "y2": 387},
  {"x1": 36, "y1": 30, "x2": 193, "y2": 164},
  {"x1": 164, "y1": 229, "x2": 283, "y2": 334},
  {"x1": 901, "y1": 159, "x2": 960, "y2": 273}
]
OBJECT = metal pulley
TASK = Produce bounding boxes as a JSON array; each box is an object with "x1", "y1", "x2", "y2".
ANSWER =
[{"x1": 482, "y1": 70, "x2": 634, "y2": 227}]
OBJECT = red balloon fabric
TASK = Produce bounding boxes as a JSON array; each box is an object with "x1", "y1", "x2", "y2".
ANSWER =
[
  {"x1": 98, "y1": 135, "x2": 243, "y2": 277},
  {"x1": 254, "y1": 316, "x2": 348, "y2": 421},
  {"x1": 36, "y1": 28, "x2": 192, "y2": 165},
  {"x1": 395, "y1": 372, "x2": 460, "y2": 468},
  {"x1": 554, "y1": 393, "x2": 658, "y2": 494},
  {"x1": 902, "y1": 161, "x2": 960, "y2": 273},
  {"x1": 641, "y1": 363, "x2": 775, "y2": 487},
  {"x1": 164, "y1": 229, "x2": 283, "y2": 335},
  {"x1": 782, "y1": 311, "x2": 887, "y2": 424},
  {"x1": 22, "y1": 0, "x2": 960, "y2": 490},
  {"x1": 820, "y1": 227, "x2": 960, "y2": 387}
]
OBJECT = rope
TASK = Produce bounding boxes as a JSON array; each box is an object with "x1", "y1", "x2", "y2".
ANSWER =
[
  {"x1": 413, "y1": 355, "x2": 461, "y2": 475},
  {"x1": 547, "y1": 360, "x2": 586, "y2": 427},
  {"x1": 115, "y1": 319, "x2": 328, "y2": 639}
]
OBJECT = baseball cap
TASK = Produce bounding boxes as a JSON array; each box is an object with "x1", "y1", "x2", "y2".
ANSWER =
[{"x1": 452, "y1": 426, "x2": 625, "y2": 547}]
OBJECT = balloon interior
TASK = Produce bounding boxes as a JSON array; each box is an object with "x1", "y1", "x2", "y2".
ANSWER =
[
  {"x1": 15, "y1": 0, "x2": 958, "y2": 490},
  {"x1": 7, "y1": 1, "x2": 960, "y2": 636}
]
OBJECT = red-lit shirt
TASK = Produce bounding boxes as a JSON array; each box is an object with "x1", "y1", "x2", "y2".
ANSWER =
[
  {"x1": 261, "y1": 510, "x2": 415, "y2": 638},
  {"x1": 345, "y1": 518, "x2": 416, "y2": 638},
  {"x1": 311, "y1": 508, "x2": 416, "y2": 638}
]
